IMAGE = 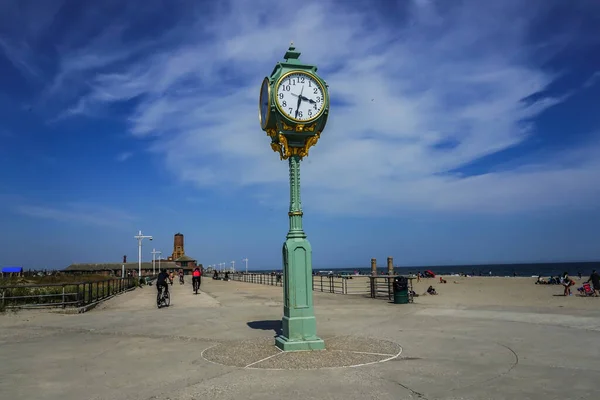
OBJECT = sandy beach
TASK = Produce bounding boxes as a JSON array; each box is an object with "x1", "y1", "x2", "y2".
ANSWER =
[{"x1": 410, "y1": 275, "x2": 598, "y2": 310}]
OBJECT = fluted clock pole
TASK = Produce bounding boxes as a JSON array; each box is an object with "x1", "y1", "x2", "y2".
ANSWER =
[{"x1": 275, "y1": 155, "x2": 324, "y2": 351}]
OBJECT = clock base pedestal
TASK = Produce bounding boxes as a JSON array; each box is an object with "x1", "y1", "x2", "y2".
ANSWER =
[{"x1": 276, "y1": 237, "x2": 325, "y2": 352}]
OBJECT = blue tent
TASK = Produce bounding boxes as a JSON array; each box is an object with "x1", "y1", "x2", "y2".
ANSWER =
[{"x1": 2, "y1": 266, "x2": 23, "y2": 273}]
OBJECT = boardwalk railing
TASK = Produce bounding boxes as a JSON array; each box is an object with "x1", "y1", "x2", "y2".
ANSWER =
[
  {"x1": 226, "y1": 272, "x2": 412, "y2": 300},
  {"x1": 0, "y1": 277, "x2": 136, "y2": 309}
]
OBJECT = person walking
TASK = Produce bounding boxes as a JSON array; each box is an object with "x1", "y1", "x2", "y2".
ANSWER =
[{"x1": 586, "y1": 270, "x2": 600, "y2": 297}]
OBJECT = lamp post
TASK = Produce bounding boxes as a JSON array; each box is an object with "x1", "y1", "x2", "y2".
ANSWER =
[
  {"x1": 231, "y1": 260, "x2": 235, "y2": 273},
  {"x1": 157, "y1": 251, "x2": 162, "y2": 272},
  {"x1": 134, "y1": 230, "x2": 153, "y2": 279},
  {"x1": 242, "y1": 257, "x2": 249, "y2": 273},
  {"x1": 151, "y1": 248, "x2": 160, "y2": 275},
  {"x1": 258, "y1": 43, "x2": 329, "y2": 351}
]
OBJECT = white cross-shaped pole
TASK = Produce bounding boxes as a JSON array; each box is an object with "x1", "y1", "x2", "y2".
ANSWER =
[
  {"x1": 134, "y1": 230, "x2": 153, "y2": 278},
  {"x1": 151, "y1": 249, "x2": 160, "y2": 275}
]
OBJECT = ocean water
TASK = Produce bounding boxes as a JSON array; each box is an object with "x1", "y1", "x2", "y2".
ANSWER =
[{"x1": 256, "y1": 261, "x2": 599, "y2": 278}]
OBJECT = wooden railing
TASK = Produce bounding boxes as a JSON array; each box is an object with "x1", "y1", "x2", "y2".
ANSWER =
[
  {"x1": 226, "y1": 272, "x2": 413, "y2": 300},
  {"x1": 0, "y1": 277, "x2": 136, "y2": 309}
]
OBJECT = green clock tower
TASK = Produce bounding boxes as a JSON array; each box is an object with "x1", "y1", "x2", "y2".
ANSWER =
[{"x1": 259, "y1": 43, "x2": 329, "y2": 351}]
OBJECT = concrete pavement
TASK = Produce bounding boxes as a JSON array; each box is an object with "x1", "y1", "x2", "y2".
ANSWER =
[{"x1": 1, "y1": 277, "x2": 599, "y2": 399}]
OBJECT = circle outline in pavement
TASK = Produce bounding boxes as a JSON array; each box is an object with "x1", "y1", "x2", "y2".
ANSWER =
[{"x1": 200, "y1": 336, "x2": 403, "y2": 371}]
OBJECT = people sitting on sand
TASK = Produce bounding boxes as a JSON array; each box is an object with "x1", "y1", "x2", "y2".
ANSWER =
[
  {"x1": 439, "y1": 277, "x2": 447, "y2": 284},
  {"x1": 427, "y1": 285, "x2": 437, "y2": 295},
  {"x1": 543, "y1": 276, "x2": 560, "y2": 285}
]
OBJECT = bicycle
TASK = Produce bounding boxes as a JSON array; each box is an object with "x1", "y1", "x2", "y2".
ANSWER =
[
  {"x1": 193, "y1": 277, "x2": 201, "y2": 295},
  {"x1": 157, "y1": 284, "x2": 170, "y2": 308}
]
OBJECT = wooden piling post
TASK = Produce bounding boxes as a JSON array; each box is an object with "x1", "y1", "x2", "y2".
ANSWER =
[{"x1": 371, "y1": 258, "x2": 377, "y2": 276}]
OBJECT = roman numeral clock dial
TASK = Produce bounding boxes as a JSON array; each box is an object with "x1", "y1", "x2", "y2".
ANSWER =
[{"x1": 275, "y1": 72, "x2": 326, "y2": 122}]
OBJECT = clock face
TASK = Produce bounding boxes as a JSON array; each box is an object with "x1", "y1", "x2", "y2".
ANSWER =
[
  {"x1": 275, "y1": 71, "x2": 326, "y2": 122},
  {"x1": 259, "y1": 78, "x2": 270, "y2": 129}
]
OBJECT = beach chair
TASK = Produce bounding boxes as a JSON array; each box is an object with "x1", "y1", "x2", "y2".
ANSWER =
[{"x1": 578, "y1": 282, "x2": 595, "y2": 297}]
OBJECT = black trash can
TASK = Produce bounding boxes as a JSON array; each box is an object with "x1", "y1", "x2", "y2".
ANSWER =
[{"x1": 393, "y1": 276, "x2": 409, "y2": 304}]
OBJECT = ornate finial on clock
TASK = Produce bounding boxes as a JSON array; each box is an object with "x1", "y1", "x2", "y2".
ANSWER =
[{"x1": 284, "y1": 42, "x2": 300, "y2": 61}]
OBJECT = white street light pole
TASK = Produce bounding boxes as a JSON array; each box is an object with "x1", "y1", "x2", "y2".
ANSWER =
[
  {"x1": 242, "y1": 258, "x2": 248, "y2": 273},
  {"x1": 151, "y1": 249, "x2": 160, "y2": 275},
  {"x1": 134, "y1": 230, "x2": 153, "y2": 279},
  {"x1": 157, "y1": 251, "x2": 162, "y2": 272},
  {"x1": 231, "y1": 260, "x2": 235, "y2": 273}
]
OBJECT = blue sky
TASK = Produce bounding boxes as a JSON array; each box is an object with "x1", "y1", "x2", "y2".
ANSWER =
[{"x1": 1, "y1": 0, "x2": 599, "y2": 270}]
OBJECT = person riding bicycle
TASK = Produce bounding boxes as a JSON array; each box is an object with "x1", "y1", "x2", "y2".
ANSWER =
[
  {"x1": 179, "y1": 269, "x2": 184, "y2": 284},
  {"x1": 192, "y1": 267, "x2": 202, "y2": 291},
  {"x1": 156, "y1": 269, "x2": 170, "y2": 296}
]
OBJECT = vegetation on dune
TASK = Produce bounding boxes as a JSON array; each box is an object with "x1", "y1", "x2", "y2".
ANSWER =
[
  {"x1": 0, "y1": 274, "x2": 112, "y2": 286},
  {"x1": 0, "y1": 275, "x2": 137, "y2": 309}
]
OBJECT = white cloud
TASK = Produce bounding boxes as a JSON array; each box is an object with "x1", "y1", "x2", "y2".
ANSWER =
[
  {"x1": 583, "y1": 71, "x2": 600, "y2": 89},
  {"x1": 15, "y1": 203, "x2": 136, "y2": 228},
  {"x1": 0, "y1": 37, "x2": 41, "y2": 79},
  {"x1": 42, "y1": 0, "x2": 600, "y2": 214},
  {"x1": 116, "y1": 151, "x2": 133, "y2": 162}
]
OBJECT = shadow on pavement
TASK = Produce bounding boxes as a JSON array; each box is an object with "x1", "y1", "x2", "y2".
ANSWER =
[{"x1": 247, "y1": 320, "x2": 282, "y2": 336}]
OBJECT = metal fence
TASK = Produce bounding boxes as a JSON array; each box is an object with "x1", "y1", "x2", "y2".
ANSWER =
[
  {"x1": 227, "y1": 272, "x2": 412, "y2": 300},
  {"x1": 0, "y1": 277, "x2": 136, "y2": 309}
]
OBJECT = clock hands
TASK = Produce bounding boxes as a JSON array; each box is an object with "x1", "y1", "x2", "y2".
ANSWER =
[
  {"x1": 294, "y1": 86, "x2": 304, "y2": 119},
  {"x1": 291, "y1": 92, "x2": 317, "y2": 104}
]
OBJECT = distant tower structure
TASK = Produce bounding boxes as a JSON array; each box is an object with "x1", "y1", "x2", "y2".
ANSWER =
[{"x1": 171, "y1": 233, "x2": 185, "y2": 260}]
